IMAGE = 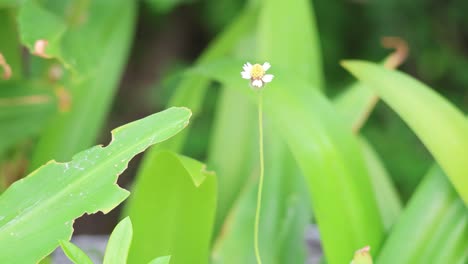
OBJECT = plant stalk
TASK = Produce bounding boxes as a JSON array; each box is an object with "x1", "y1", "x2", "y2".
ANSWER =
[{"x1": 254, "y1": 91, "x2": 264, "y2": 264}]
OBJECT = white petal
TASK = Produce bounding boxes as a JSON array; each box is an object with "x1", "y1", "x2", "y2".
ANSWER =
[
  {"x1": 262, "y1": 62, "x2": 271, "y2": 71},
  {"x1": 262, "y1": 74, "x2": 274, "y2": 83},
  {"x1": 241, "y1": 71, "x2": 251, "y2": 79},
  {"x1": 252, "y1": 79, "x2": 263, "y2": 87},
  {"x1": 243, "y1": 62, "x2": 252, "y2": 72}
]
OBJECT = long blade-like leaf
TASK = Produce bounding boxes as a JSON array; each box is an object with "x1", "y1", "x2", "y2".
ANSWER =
[
  {"x1": 0, "y1": 107, "x2": 191, "y2": 263},
  {"x1": 59, "y1": 240, "x2": 93, "y2": 264},
  {"x1": 377, "y1": 167, "x2": 468, "y2": 264},
  {"x1": 193, "y1": 60, "x2": 384, "y2": 264},
  {"x1": 342, "y1": 61, "x2": 468, "y2": 205},
  {"x1": 125, "y1": 151, "x2": 216, "y2": 264},
  {"x1": 212, "y1": 129, "x2": 310, "y2": 264},
  {"x1": 258, "y1": 0, "x2": 323, "y2": 89},
  {"x1": 103, "y1": 217, "x2": 133, "y2": 264}
]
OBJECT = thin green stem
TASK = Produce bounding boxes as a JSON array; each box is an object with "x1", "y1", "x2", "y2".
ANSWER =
[{"x1": 254, "y1": 91, "x2": 264, "y2": 264}]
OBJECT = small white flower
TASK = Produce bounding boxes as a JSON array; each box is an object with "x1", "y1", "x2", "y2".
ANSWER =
[{"x1": 240, "y1": 62, "x2": 274, "y2": 88}]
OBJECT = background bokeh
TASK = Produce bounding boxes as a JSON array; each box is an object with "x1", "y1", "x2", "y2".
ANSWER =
[{"x1": 5, "y1": 0, "x2": 466, "y2": 239}]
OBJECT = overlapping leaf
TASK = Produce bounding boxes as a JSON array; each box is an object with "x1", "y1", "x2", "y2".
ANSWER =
[
  {"x1": 343, "y1": 61, "x2": 468, "y2": 205},
  {"x1": 0, "y1": 107, "x2": 191, "y2": 263},
  {"x1": 125, "y1": 151, "x2": 216, "y2": 264},
  {"x1": 193, "y1": 60, "x2": 384, "y2": 264},
  {"x1": 23, "y1": 0, "x2": 136, "y2": 169}
]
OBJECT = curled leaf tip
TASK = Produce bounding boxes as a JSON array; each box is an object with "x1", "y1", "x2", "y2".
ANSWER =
[
  {"x1": 381, "y1": 36, "x2": 409, "y2": 69},
  {"x1": 33, "y1": 39, "x2": 52, "y2": 59},
  {"x1": 0, "y1": 53, "x2": 12, "y2": 80}
]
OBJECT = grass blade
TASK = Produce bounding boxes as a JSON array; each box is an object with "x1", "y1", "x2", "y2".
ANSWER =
[
  {"x1": 258, "y1": 0, "x2": 323, "y2": 89},
  {"x1": 103, "y1": 217, "x2": 133, "y2": 264},
  {"x1": 59, "y1": 240, "x2": 93, "y2": 264},
  {"x1": 342, "y1": 60, "x2": 468, "y2": 205},
  {"x1": 377, "y1": 167, "x2": 468, "y2": 264}
]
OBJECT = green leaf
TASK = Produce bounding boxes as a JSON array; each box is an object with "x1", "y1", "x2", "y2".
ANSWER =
[
  {"x1": 208, "y1": 87, "x2": 257, "y2": 234},
  {"x1": 125, "y1": 151, "x2": 216, "y2": 264},
  {"x1": 258, "y1": 0, "x2": 323, "y2": 89},
  {"x1": 333, "y1": 81, "x2": 376, "y2": 132},
  {"x1": 28, "y1": 0, "x2": 136, "y2": 169},
  {"x1": 103, "y1": 217, "x2": 133, "y2": 264},
  {"x1": 193, "y1": 59, "x2": 384, "y2": 264},
  {"x1": 0, "y1": 0, "x2": 24, "y2": 8},
  {"x1": 148, "y1": 256, "x2": 171, "y2": 264},
  {"x1": 212, "y1": 130, "x2": 310, "y2": 264},
  {"x1": 377, "y1": 167, "x2": 468, "y2": 264},
  {"x1": 154, "y1": 7, "x2": 257, "y2": 153},
  {"x1": 342, "y1": 60, "x2": 468, "y2": 205},
  {"x1": 18, "y1": 0, "x2": 66, "y2": 64},
  {"x1": 359, "y1": 138, "x2": 402, "y2": 231},
  {"x1": 0, "y1": 81, "x2": 56, "y2": 155},
  {"x1": 59, "y1": 240, "x2": 93, "y2": 264},
  {"x1": 0, "y1": 107, "x2": 191, "y2": 263},
  {"x1": 350, "y1": 246, "x2": 373, "y2": 264},
  {"x1": 332, "y1": 68, "x2": 402, "y2": 231}
]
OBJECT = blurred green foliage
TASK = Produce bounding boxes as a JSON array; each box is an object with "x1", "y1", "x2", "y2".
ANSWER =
[{"x1": 0, "y1": 0, "x2": 467, "y2": 263}]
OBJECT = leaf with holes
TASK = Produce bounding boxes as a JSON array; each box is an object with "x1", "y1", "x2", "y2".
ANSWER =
[{"x1": 0, "y1": 107, "x2": 191, "y2": 263}]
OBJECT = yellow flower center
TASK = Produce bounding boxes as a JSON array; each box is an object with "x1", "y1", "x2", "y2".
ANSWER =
[{"x1": 250, "y1": 64, "x2": 265, "y2": 79}]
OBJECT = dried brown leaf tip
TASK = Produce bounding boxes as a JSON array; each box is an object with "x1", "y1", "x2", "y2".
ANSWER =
[
  {"x1": 0, "y1": 53, "x2": 12, "y2": 80},
  {"x1": 33, "y1": 39, "x2": 52, "y2": 59}
]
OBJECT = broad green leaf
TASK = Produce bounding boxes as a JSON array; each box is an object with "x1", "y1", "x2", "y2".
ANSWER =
[
  {"x1": 377, "y1": 167, "x2": 468, "y2": 264},
  {"x1": 0, "y1": 81, "x2": 56, "y2": 155},
  {"x1": 193, "y1": 60, "x2": 384, "y2": 264},
  {"x1": 103, "y1": 217, "x2": 133, "y2": 264},
  {"x1": 125, "y1": 151, "x2": 216, "y2": 264},
  {"x1": 258, "y1": 0, "x2": 323, "y2": 89},
  {"x1": 332, "y1": 74, "x2": 402, "y2": 231},
  {"x1": 148, "y1": 256, "x2": 171, "y2": 264},
  {"x1": 59, "y1": 240, "x2": 93, "y2": 264},
  {"x1": 0, "y1": 107, "x2": 191, "y2": 263},
  {"x1": 342, "y1": 61, "x2": 468, "y2": 205},
  {"x1": 28, "y1": 0, "x2": 136, "y2": 169}
]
